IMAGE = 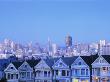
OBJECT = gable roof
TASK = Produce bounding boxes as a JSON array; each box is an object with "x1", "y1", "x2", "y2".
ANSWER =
[
  {"x1": 27, "y1": 59, "x2": 41, "y2": 68},
  {"x1": 102, "y1": 55, "x2": 110, "y2": 64},
  {"x1": 34, "y1": 59, "x2": 51, "y2": 69},
  {"x1": 12, "y1": 59, "x2": 41, "y2": 69},
  {"x1": 4, "y1": 63, "x2": 18, "y2": 72},
  {"x1": 71, "y1": 56, "x2": 89, "y2": 67},
  {"x1": 12, "y1": 61, "x2": 23, "y2": 69},
  {"x1": 61, "y1": 56, "x2": 78, "y2": 66},
  {"x1": 44, "y1": 58, "x2": 55, "y2": 68},
  {"x1": 52, "y1": 58, "x2": 70, "y2": 68},
  {"x1": 81, "y1": 55, "x2": 98, "y2": 67},
  {"x1": 92, "y1": 55, "x2": 110, "y2": 64}
]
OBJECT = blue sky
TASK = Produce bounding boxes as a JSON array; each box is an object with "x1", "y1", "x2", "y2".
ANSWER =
[{"x1": 0, "y1": 0, "x2": 110, "y2": 45}]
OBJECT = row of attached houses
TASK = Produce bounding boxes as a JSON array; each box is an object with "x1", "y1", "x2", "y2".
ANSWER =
[{"x1": 4, "y1": 55, "x2": 110, "y2": 82}]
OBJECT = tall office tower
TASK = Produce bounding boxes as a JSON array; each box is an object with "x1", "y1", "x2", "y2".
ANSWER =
[
  {"x1": 47, "y1": 37, "x2": 52, "y2": 55},
  {"x1": 99, "y1": 40, "x2": 106, "y2": 55},
  {"x1": 101, "y1": 44, "x2": 110, "y2": 55},
  {"x1": 52, "y1": 43, "x2": 58, "y2": 55},
  {"x1": 4, "y1": 39, "x2": 11, "y2": 47},
  {"x1": 65, "y1": 35, "x2": 72, "y2": 47},
  {"x1": 100, "y1": 40, "x2": 106, "y2": 46}
]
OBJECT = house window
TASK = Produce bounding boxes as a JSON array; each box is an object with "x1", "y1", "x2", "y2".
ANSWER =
[
  {"x1": 11, "y1": 74, "x2": 13, "y2": 79},
  {"x1": 21, "y1": 72, "x2": 26, "y2": 78},
  {"x1": 86, "y1": 69, "x2": 89, "y2": 75},
  {"x1": 38, "y1": 71, "x2": 41, "y2": 77},
  {"x1": 44, "y1": 71, "x2": 47, "y2": 77},
  {"x1": 67, "y1": 80, "x2": 69, "y2": 82},
  {"x1": 7, "y1": 73, "x2": 10, "y2": 79},
  {"x1": 67, "y1": 71, "x2": 69, "y2": 76},
  {"x1": 27, "y1": 72, "x2": 30, "y2": 78},
  {"x1": 58, "y1": 71, "x2": 61, "y2": 76},
  {"x1": 53, "y1": 70, "x2": 54, "y2": 76},
  {"x1": 96, "y1": 68, "x2": 100, "y2": 76},
  {"x1": 48, "y1": 71, "x2": 50, "y2": 77},
  {"x1": 56, "y1": 70, "x2": 58, "y2": 76},
  {"x1": 81, "y1": 69, "x2": 85, "y2": 75},
  {"x1": 36, "y1": 70, "x2": 40, "y2": 77},
  {"x1": 75, "y1": 69, "x2": 80, "y2": 75},
  {"x1": 10, "y1": 67, "x2": 13, "y2": 69},
  {"x1": 72, "y1": 70, "x2": 74, "y2": 76},
  {"x1": 16, "y1": 74, "x2": 18, "y2": 79},
  {"x1": 44, "y1": 80, "x2": 47, "y2": 82},
  {"x1": 36, "y1": 80, "x2": 41, "y2": 82},
  {"x1": 78, "y1": 62, "x2": 81, "y2": 65},
  {"x1": 102, "y1": 67, "x2": 108, "y2": 72},
  {"x1": 62, "y1": 70, "x2": 66, "y2": 76},
  {"x1": 56, "y1": 80, "x2": 59, "y2": 82},
  {"x1": 59, "y1": 62, "x2": 63, "y2": 67},
  {"x1": 31, "y1": 72, "x2": 33, "y2": 78},
  {"x1": 25, "y1": 65, "x2": 27, "y2": 68}
]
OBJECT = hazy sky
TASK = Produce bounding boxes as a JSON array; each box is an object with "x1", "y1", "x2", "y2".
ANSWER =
[{"x1": 0, "y1": 0, "x2": 110, "y2": 45}]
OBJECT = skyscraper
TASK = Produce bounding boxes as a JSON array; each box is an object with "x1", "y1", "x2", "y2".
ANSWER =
[{"x1": 65, "y1": 35, "x2": 72, "y2": 47}]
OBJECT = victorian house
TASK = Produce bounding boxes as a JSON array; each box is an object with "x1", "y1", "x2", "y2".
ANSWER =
[
  {"x1": 71, "y1": 56, "x2": 92, "y2": 82},
  {"x1": 18, "y1": 61, "x2": 34, "y2": 82},
  {"x1": 34, "y1": 59, "x2": 53, "y2": 82},
  {"x1": 4, "y1": 62, "x2": 22, "y2": 82},
  {"x1": 52, "y1": 57, "x2": 78, "y2": 82},
  {"x1": 92, "y1": 55, "x2": 110, "y2": 82}
]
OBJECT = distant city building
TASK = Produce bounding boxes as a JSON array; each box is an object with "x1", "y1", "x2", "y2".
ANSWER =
[
  {"x1": 65, "y1": 35, "x2": 72, "y2": 47},
  {"x1": 52, "y1": 43, "x2": 58, "y2": 55},
  {"x1": 99, "y1": 40, "x2": 106, "y2": 46},
  {"x1": 99, "y1": 40, "x2": 110, "y2": 55},
  {"x1": 74, "y1": 43, "x2": 89, "y2": 53},
  {"x1": 99, "y1": 44, "x2": 110, "y2": 55}
]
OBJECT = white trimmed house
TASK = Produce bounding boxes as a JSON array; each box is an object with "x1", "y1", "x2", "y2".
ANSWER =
[
  {"x1": 92, "y1": 55, "x2": 110, "y2": 82},
  {"x1": 34, "y1": 59, "x2": 52, "y2": 82},
  {"x1": 52, "y1": 58, "x2": 72, "y2": 82},
  {"x1": 4, "y1": 63, "x2": 20, "y2": 82},
  {"x1": 71, "y1": 56, "x2": 90, "y2": 82},
  {"x1": 4, "y1": 60, "x2": 40, "y2": 82},
  {"x1": 18, "y1": 61, "x2": 34, "y2": 82}
]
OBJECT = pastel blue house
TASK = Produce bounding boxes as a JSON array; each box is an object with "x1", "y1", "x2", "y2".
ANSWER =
[
  {"x1": 71, "y1": 56, "x2": 90, "y2": 82},
  {"x1": 92, "y1": 55, "x2": 110, "y2": 82},
  {"x1": 34, "y1": 59, "x2": 53, "y2": 82},
  {"x1": 52, "y1": 57, "x2": 78, "y2": 82}
]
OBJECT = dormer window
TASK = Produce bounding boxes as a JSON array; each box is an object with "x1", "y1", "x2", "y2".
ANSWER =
[
  {"x1": 10, "y1": 67, "x2": 13, "y2": 69},
  {"x1": 59, "y1": 62, "x2": 63, "y2": 67},
  {"x1": 78, "y1": 62, "x2": 81, "y2": 65},
  {"x1": 25, "y1": 65, "x2": 27, "y2": 68}
]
